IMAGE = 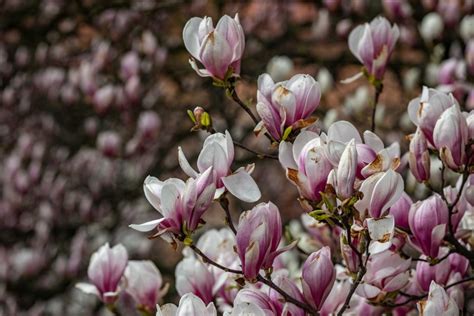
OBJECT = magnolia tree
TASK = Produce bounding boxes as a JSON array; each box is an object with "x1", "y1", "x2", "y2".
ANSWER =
[{"x1": 77, "y1": 12, "x2": 474, "y2": 316}]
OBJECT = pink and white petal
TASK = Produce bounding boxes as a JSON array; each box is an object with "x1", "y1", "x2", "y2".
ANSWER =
[
  {"x1": 222, "y1": 171, "x2": 261, "y2": 203},
  {"x1": 189, "y1": 58, "x2": 212, "y2": 77},
  {"x1": 430, "y1": 224, "x2": 447, "y2": 257},
  {"x1": 129, "y1": 218, "x2": 164, "y2": 232},
  {"x1": 178, "y1": 147, "x2": 198, "y2": 178},
  {"x1": 76, "y1": 283, "x2": 100, "y2": 297},
  {"x1": 292, "y1": 131, "x2": 319, "y2": 163},
  {"x1": 143, "y1": 176, "x2": 164, "y2": 212},
  {"x1": 367, "y1": 216, "x2": 395, "y2": 254},
  {"x1": 369, "y1": 169, "x2": 403, "y2": 218},
  {"x1": 383, "y1": 271, "x2": 409, "y2": 292},
  {"x1": 348, "y1": 25, "x2": 366, "y2": 62},
  {"x1": 363, "y1": 130, "x2": 384, "y2": 152},
  {"x1": 160, "y1": 183, "x2": 181, "y2": 217},
  {"x1": 328, "y1": 121, "x2": 362, "y2": 144},
  {"x1": 355, "y1": 283, "x2": 381, "y2": 299},
  {"x1": 183, "y1": 17, "x2": 204, "y2": 59},
  {"x1": 279, "y1": 141, "x2": 297, "y2": 170}
]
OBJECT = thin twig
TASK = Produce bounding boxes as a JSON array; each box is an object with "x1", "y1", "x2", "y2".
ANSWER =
[
  {"x1": 188, "y1": 244, "x2": 242, "y2": 274},
  {"x1": 219, "y1": 197, "x2": 237, "y2": 234},
  {"x1": 234, "y1": 141, "x2": 278, "y2": 160},
  {"x1": 256, "y1": 275, "x2": 319, "y2": 315}
]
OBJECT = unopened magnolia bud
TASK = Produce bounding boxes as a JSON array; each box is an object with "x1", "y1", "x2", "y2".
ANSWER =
[{"x1": 97, "y1": 131, "x2": 121, "y2": 158}]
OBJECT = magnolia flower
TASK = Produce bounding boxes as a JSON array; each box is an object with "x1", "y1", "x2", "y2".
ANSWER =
[
  {"x1": 355, "y1": 169, "x2": 404, "y2": 219},
  {"x1": 268, "y1": 273, "x2": 305, "y2": 316},
  {"x1": 356, "y1": 250, "x2": 411, "y2": 301},
  {"x1": 76, "y1": 243, "x2": 128, "y2": 304},
  {"x1": 279, "y1": 131, "x2": 332, "y2": 206},
  {"x1": 156, "y1": 293, "x2": 217, "y2": 316},
  {"x1": 129, "y1": 168, "x2": 216, "y2": 243},
  {"x1": 301, "y1": 247, "x2": 336, "y2": 311},
  {"x1": 335, "y1": 139, "x2": 357, "y2": 199},
  {"x1": 178, "y1": 131, "x2": 261, "y2": 203},
  {"x1": 175, "y1": 253, "x2": 215, "y2": 304},
  {"x1": 433, "y1": 105, "x2": 469, "y2": 171},
  {"x1": 125, "y1": 260, "x2": 168, "y2": 311},
  {"x1": 319, "y1": 280, "x2": 351, "y2": 316},
  {"x1": 348, "y1": 17, "x2": 399, "y2": 80},
  {"x1": 236, "y1": 202, "x2": 292, "y2": 281},
  {"x1": 409, "y1": 195, "x2": 449, "y2": 258},
  {"x1": 416, "y1": 255, "x2": 451, "y2": 292},
  {"x1": 408, "y1": 128, "x2": 430, "y2": 182},
  {"x1": 183, "y1": 14, "x2": 245, "y2": 80},
  {"x1": 417, "y1": 282, "x2": 459, "y2": 316},
  {"x1": 256, "y1": 73, "x2": 321, "y2": 141},
  {"x1": 419, "y1": 13, "x2": 444, "y2": 43},
  {"x1": 408, "y1": 86, "x2": 456, "y2": 145}
]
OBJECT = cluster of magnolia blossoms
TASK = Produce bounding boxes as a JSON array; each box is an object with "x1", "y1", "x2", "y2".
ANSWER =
[{"x1": 76, "y1": 12, "x2": 474, "y2": 316}]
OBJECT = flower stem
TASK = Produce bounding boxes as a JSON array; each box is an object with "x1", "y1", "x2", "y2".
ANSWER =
[{"x1": 371, "y1": 83, "x2": 383, "y2": 132}]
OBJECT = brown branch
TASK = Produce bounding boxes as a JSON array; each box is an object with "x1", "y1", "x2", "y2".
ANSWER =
[
  {"x1": 233, "y1": 141, "x2": 278, "y2": 160},
  {"x1": 219, "y1": 196, "x2": 237, "y2": 234},
  {"x1": 188, "y1": 244, "x2": 242, "y2": 274}
]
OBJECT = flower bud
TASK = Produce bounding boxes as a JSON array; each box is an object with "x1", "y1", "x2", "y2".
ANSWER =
[
  {"x1": 301, "y1": 247, "x2": 336, "y2": 311},
  {"x1": 236, "y1": 202, "x2": 286, "y2": 281},
  {"x1": 183, "y1": 15, "x2": 245, "y2": 80},
  {"x1": 336, "y1": 139, "x2": 357, "y2": 199},
  {"x1": 97, "y1": 131, "x2": 121, "y2": 158},
  {"x1": 76, "y1": 243, "x2": 128, "y2": 304},
  {"x1": 409, "y1": 195, "x2": 449, "y2": 258},
  {"x1": 176, "y1": 255, "x2": 214, "y2": 304},
  {"x1": 120, "y1": 51, "x2": 140, "y2": 80},
  {"x1": 433, "y1": 105, "x2": 469, "y2": 170},
  {"x1": 408, "y1": 128, "x2": 430, "y2": 182},
  {"x1": 348, "y1": 17, "x2": 399, "y2": 80}
]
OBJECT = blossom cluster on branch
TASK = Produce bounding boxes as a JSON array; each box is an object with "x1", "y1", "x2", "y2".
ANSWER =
[{"x1": 75, "y1": 4, "x2": 474, "y2": 316}]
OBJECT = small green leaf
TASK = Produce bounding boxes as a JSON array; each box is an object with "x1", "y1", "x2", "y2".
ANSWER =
[
  {"x1": 282, "y1": 126, "x2": 293, "y2": 141},
  {"x1": 200, "y1": 112, "x2": 211, "y2": 127},
  {"x1": 187, "y1": 110, "x2": 196, "y2": 123}
]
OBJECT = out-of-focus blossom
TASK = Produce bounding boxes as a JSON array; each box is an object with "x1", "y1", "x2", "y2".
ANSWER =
[
  {"x1": 408, "y1": 86, "x2": 455, "y2": 145},
  {"x1": 419, "y1": 13, "x2": 444, "y2": 42},
  {"x1": 409, "y1": 195, "x2": 449, "y2": 258},
  {"x1": 417, "y1": 282, "x2": 459, "y2": 316},
  {"x1": 183, "y1": 15, "x2": 245, "y2": 80},
  {"x1": 433, "y1": 105, "x2": 468, "y2": 171},
  {"x1": 266, "y1": 55, "x2": 294, "y2": 82},
  {"x1": 408, "y1": 128, "x2": 430, "y2": 182},
  {"x1": 236, "y1": 202, "x2": 291, "y2": 281},
  {"x1": 383, "y1": 0, "x2": 412, "y2": 19},
  {"x1": 356, "y1": 250, "x2": 411, "y2": 301},
  {"x1": 175, "y1": 253, "x2": 215, "y2": 304},
  {"x1": 301, "y1": 247, "x2": 336, "y2": 311},
  {"x1": 125, "y1": 260, "x2": 168, "y2": 312},
  {"x1": 179, "y1": 131, "x2": 261, "y2": 202},
  {"x1": 97, "y1": 131, "x2": 121, "y2": 158},
  {"x1": 129, "y1": 168, "x2": 216, "y2": 243},
  {"x1": 348, "y1": 17, "x2": 399, "y2": 80},
  {"x1": 319, "y1": 280, "x2": 350, "y2": 316},
  {"x1": 76, "y1": 243, "x2": 128, "y2": 304},
  {"x1": 232, "y1": 288, "x2": 278, "y2": 315},
  {"x1": 460, "y1": 15, "x2": 474, "y2": 41},
  {"x1": 224, "y1": 302, "x2": 266, "y2": 316},
  {"x1": 256, "y1": 73, "x2": 321, "y2": 141},
  {"x1": 156, "y1": 293, "x2": 217, "y2": 316}
]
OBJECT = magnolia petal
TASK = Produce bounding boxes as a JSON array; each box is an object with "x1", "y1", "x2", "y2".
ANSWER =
[
  {"x1": 75, "y1": 283, "x2": 100, "y2": 297},
  {"x1": 178, "y1": 147, "x2": 198, "y2": 178},
  {"x1": 279, "y1": 141, "x2": 297, "y2": 170},
  {"x1": 367, "y1": 216, "x2": 395, "y2": 254},
  {"x1": 183, "y1": 17, "x2": 204, "y2": 59},
  {"x1": 363, "y1": 130, "x2": 384, "y2": 152},
  {"x1": 222, "y1": 171, "x2": 261, "y2": 203},
  {"x1": 328, "y1": 121, "x2": 362, "y2": 144},
  {"x1": 129, "y1": 218, "x2": 164, "y2": 232}
]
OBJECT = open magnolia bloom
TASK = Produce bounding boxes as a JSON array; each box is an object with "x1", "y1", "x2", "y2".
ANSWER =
[
  {"x1": 348, "y1": 16, "x2": 399, "y2": 81},
  {"x1": 183, "y1": 14, "x2": 245, "y2": 80},
  {"x1": 178, "y1": 131, "x2": 261, "y2": 203},
  {"x1": 255, "y1": 73, "x2": 321, "y2": 141},
  {"x1": 129, "y1": 167, "x2": 216, "y2": 243}
]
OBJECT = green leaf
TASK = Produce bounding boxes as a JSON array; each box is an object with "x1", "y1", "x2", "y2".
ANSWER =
[
  {"x1": 187, "y1": 110, "x2": 196, "y2": 123},
  {"x1": 200, "y1": 112, "x2": 211, "y2": 127},
  {"x1": 282, "y1": 126, "x2": 293, "y2": 141}
]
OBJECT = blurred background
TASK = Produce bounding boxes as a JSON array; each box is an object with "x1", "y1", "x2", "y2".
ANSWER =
[{"x1": 0, "y1": 0, "x2": 472, "y2": 315}]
